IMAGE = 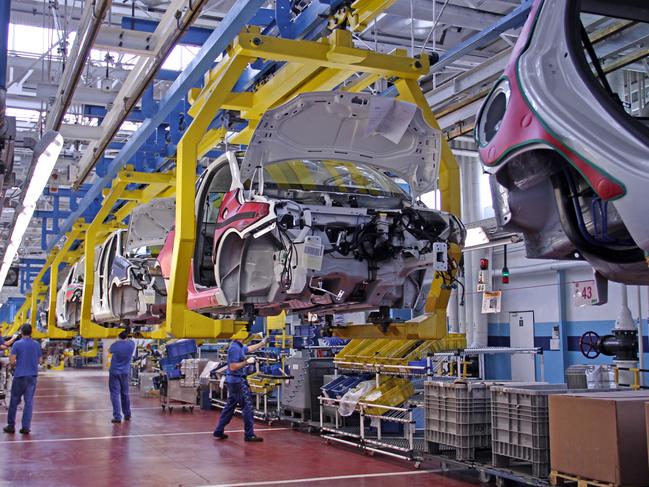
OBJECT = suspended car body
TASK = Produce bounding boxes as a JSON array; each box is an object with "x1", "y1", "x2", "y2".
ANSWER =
[
  {"x1": 475, "y1": 0, "x2": 649, "y2": 285},
  {"x1": 91, "y1": 197, "x2": 174, "y2": 325},
  {"x1": 56, "y1": 259, "x2": 84, "y2": 329},
  {"x1": 158, "y1": 92, "x2": 465, "y2": 318}
]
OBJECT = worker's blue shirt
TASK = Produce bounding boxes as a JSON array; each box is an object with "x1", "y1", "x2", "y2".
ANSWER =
[
  {"x1": 109, "y1": 339, "x2": 135, "y2": 375},
  {"x1": 225, "y1": 341, "x2": 248, "y2": 384},
  {"x1": 0, "y1": 336, "x2": 4, "y2": 347},
  {"x1": 11, "y1": 337, "x2": 42, "y2": 378}
]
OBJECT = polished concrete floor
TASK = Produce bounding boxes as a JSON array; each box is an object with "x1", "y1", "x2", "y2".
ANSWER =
[{"x1": 0, "y1": 369, "x2": 482, "y2": 486}]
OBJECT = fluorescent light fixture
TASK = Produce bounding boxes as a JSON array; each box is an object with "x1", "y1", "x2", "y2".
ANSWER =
[
  {"x1": 0, "y1": 131, "x2": 63, "y2": 295},
  {"x1": 464, "y1": 226, "x2": 490, "y2": 248}
]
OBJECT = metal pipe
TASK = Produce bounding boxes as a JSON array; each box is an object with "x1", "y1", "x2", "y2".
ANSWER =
[
  {"x1": 492, "y1": 260, "x2": 591, "y2": 277},
  {"x1": 447, "y1": 284, "x2": 458, "y2": 333},
  {"x1": 45, "y1": 0, "x2": 112, "y2": 131},
  {"x1": 638, "y1": 285, "x2": 644, "y2": 385},
  {"x1": 73, "y1": 0, "x2": 209, "y2": 186}
]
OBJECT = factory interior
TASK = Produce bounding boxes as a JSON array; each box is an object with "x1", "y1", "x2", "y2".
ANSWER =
[{"x1": 0, "y1": 0, "x2": 648, "y2": 485}]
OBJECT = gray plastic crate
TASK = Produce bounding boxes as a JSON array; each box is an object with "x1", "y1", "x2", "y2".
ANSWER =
[
  {"x1": 490, "y1": 384, "x2": 568, "y2": 478},
  {"x1": 424, "y1": 380, "x2": 492, "y2": 461}
]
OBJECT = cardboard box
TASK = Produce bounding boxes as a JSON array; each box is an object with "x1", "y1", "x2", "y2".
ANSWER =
[{"x1": 549, "y1": 392, "x2": 649, "y2": 486}]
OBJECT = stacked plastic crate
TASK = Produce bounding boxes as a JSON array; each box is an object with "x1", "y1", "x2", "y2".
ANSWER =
[
  {"x1": 490, "y1": 384, "x2": 567, "y2": 478},
  {"x1": 160, "y1": 340, "x2": 198, "y2": 379},
  {"x1": 424, "y1": 380, "x2": 491, "y2": 460}
]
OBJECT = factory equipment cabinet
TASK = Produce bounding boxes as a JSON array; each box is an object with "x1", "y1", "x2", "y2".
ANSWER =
[{"x1": 280, "y1": 352, "x2": 334, "y2": 422}]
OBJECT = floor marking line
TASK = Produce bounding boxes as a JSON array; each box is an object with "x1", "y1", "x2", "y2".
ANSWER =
[
  {"x1": 0, "y1": 406, "x2": 160, "y2": 415},
  {"x1": 0, "y1": 427, "x2": 288, "y2": 444},
  {"x1": 33, "y1": 394, "x2": 107, "y2": 398},
  {"x1": 202, "y1": 469, "x2": 444, "y2": 487}
]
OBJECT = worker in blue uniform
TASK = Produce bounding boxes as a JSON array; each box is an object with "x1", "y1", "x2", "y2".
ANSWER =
[
  {"x1": 4, "y1": 325, "x2": 42, "y2": 434},
  {"x1": 109, "y1": 330, "x2": 136, "y2": 424},
  {"x1": 213, "y1": 336, "x2": 267, "y2": 442}
]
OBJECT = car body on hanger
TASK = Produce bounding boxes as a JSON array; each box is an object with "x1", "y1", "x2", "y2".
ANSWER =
[
  {"x1": 475, "y1": 0, "x2": 649, "y2": 286},
  {"x1": 91, "y1": 197, "x2": 174, "y2": 325},
  {"x1": 56, "y1": 259, "x2": 84, "y2": 329},
  {"x1": 158, "y1": 91, "x2": 465, "y2": 319}
]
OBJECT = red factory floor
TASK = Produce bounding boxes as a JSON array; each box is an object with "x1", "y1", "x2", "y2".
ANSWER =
[{"x1": 0, "y1": 369, "x2": 482, "y2": 487}]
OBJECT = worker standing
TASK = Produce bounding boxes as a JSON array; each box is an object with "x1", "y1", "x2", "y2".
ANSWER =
[
  {"x1": 109, "y1": 330, "x2": 135, "y2": 424},
  {"x1": 213, "y1": 336, "x2": 267, "y2": 442},
  {"x1": 3, "y1": 325, "x2": 42, "y2": 435}
]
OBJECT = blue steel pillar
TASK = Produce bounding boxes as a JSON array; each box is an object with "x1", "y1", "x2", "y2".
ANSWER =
[{"x1": 0, "y1": 0, "x2": 10, "y2": 89}]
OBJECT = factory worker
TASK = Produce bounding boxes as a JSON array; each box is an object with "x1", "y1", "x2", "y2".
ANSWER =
[
  {"x1": 213, "y1": 335, "x2": 267, "y2": 442},
  {"x1": 108, "y1": 329, "x2": 136, "y2": 424},
  {"x1": 4, "y1": 325, "x2": 42, "y2": 434}
]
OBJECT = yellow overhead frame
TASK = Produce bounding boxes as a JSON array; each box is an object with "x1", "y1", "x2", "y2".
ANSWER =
[
  {"x1": 79, "y1": 166, "x2": 175, "y2": 339},
  {"x1": 168, "y1": 26, "x2": 461, "y2": 340}
]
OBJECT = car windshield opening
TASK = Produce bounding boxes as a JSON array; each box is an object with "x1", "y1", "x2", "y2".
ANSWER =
[{"x1": 256, "y1": 159, "x2": 408, "y2": 198}]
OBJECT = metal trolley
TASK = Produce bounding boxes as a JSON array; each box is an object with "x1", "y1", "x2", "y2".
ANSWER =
[{"x1": 159, "y1": 374, "x2": 197, "y2": 413}]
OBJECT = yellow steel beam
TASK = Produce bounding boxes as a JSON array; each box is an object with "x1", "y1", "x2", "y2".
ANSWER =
[
  {"x1": 168, "y1": 51, "x2": 252, "y2": 339},
  {"x1": 341, "y1": 72, "x2": 382, "y2": 93},
  {"x1": 349, "y1": 0, "x2": 398, "y2": 31},
  {"x1": 236, "y1": 28, "x2": 427, "y2": 79},
  {"x1": 394, "y1": 77, "x2": 461, "y2": 218}
]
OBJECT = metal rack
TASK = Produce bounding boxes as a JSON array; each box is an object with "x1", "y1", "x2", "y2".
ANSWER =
[
  {"x1": 319, "y1": 395, "x2": 426, "y2": 467},
  {"x1": 432, "y1": 347, "x2": 545, "y2": 381}
]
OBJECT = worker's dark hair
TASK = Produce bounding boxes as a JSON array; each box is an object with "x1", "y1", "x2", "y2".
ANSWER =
[
  {"x1": 21, "y1": 324, "x2": 32, "y2": 336},
  {"x1": 118, "y1": 330, "x2": 128, "y2": 340}
]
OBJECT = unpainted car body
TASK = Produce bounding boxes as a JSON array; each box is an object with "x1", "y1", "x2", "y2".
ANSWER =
[
  {"x1": 475, "y1": 0, "x2": 649, "y2": 285},
  {"x1": 158, "y1": 92, "x2": 465, "y2": 318},
  {"x1": 56, "y1": 258, "x2": 84, "y2": 329},
  {"x1": 91, "y1": 198, "x2": 174, "y2": 325}
]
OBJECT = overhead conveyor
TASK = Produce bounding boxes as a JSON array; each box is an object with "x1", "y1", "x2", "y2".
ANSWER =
[{"x1": 167, "y1": 25, "x2": 461, "y2": 340}]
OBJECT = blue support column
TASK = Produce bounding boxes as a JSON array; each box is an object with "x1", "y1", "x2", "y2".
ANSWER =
[
  {"x1": 48, "y1": 0, "x2": 266, "y2": 251},
  {"x1": 19, "y1": 259, "x2": 46, "y2": 295},
  {"x1": 0, "y1": 0, "x2": 10, "y2": 89}
]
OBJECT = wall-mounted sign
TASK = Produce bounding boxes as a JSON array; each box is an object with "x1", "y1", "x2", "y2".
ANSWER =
[
  {"x1": 481, "y1": 291, "x2": 502, "y2": 314},
  {"x1": 573, "y1": 280, "x2": 599, "y2": 307}
]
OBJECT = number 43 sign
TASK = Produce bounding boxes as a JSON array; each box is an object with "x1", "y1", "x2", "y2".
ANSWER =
[{"x1": 573, "y1": 280, "x2": 599, "y2": 307}]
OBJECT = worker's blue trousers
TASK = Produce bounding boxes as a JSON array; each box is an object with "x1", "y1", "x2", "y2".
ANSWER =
[
  {"x1": 7, "y1": 376, "x2": 37, "y2": 430},
  {"x1": 214, "y1": 381, "x2": 255, "y2": 438},
  {"x1": 109, "y1": 373, "x2": 131, "y2": 420}
]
